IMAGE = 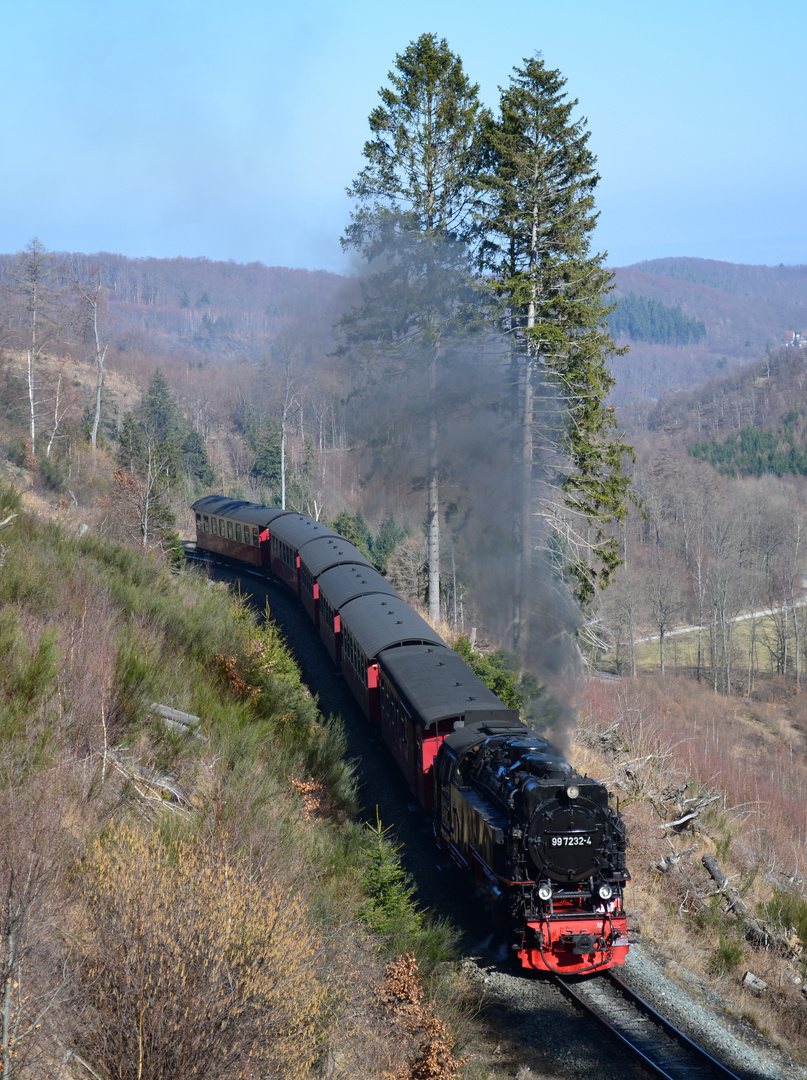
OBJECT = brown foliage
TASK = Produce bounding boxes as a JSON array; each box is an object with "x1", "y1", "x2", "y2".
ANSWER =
[
  {"x1": 381, "y1": 954, "x2": 466, "y2": 1080},
  {"x1": 288, "y1": 776, "x2": 327, "y2": 823},
  {"x1": 213, "y1": 652, "x2": 258, "y2": 700}
]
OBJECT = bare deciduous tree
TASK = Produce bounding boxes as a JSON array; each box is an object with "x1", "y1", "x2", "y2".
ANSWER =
[
  {"x1": 14, "y1": 238, "x2": 58, "y2": 457},
  {"x1": 72, "y1": 263, "x2": 110, "y2": 452},
  {"x1": 113, "y1": 430, "x2": 173, "y2": 552}
]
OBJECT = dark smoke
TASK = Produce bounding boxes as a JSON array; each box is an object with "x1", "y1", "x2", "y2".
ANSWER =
[{"x1": 339, "y1": 234, "x2": 585, "y2": 751}]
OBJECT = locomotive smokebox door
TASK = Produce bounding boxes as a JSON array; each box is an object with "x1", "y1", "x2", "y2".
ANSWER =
[{"x1": 528, "y1": 803, "x2": 604, "y2": 882}]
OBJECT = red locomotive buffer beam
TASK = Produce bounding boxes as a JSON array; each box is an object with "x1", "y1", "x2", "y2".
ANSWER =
[{"x1": 518, "y1": 905, "x2": 629, "y2": 974}]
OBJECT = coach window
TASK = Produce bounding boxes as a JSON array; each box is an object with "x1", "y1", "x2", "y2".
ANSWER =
[
  {"x1": 226, "y1": 521, "x2": 233, "y2": 539},
  {"x1": 195, "y1": 513, "x2": 201, "y2": 529},
  {"x1": 202, "y1": 515, "x2": 209, "y2": 532},
  {"x1": 253, "y1": 528, "x2": 259, "y2": 546},
  {"x1": 210, "y1": 518, "x2": 217, "y2": 535},
  {"x1": 235, "y1": 523, "x2": 242, "y2": 542}
]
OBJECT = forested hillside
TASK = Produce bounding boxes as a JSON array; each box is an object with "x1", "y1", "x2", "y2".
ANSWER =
[
  {"x1": 607, "y1": 292, "x2": 706, "y2": 346},
  {"x1": 643, "y1": 345, "x2": 807, "y2": 443},
  {"x1": 608, "y1": 258, "x2": 807, "y2": 404},
  {"x1": 0, "y1": 250, "x2": 357, "y2": 366},
  {"x1": 1, "y1": 246, "x2": 800, "y2": 413}
]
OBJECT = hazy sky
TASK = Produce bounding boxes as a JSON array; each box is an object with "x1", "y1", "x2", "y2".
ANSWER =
[{"x1": 4, "y1": 0, "x2": 804, "y2": 273}]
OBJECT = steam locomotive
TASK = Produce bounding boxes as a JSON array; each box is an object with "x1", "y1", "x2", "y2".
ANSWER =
[{"x1": 191, "y1": 495, "x2": 630, "y2": 974}]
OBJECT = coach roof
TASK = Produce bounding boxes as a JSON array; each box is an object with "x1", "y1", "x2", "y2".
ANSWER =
[
  {"x1": 299, "y1": 534, "x2": 372, "y2": 577},
  {"x1": 191, "y1": 496, "x2": 290, "y2": 528},
  {"x1": 340, "y1": 593, "x2": 446, "y2": 658},
  {"x1": 317, "y1": 563, "x2": 400, "y2": 609},
  {"x1": 378, "y1": 645, "x2": 519, "y2": 727},
  {"x1": 269, "y1": 514, "x2": 339, "y2": 549}
]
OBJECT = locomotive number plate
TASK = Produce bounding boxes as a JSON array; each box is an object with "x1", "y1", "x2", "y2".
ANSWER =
[{"x1": 551, "y1": 835, "x2": 593, "y2": 846}]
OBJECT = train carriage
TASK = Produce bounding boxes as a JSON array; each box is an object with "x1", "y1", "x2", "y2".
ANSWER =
[
  {"x1": 316, "y1": 563, "x2": 401, "y2": 667},
  {"x1": 192, "y1": 496, "x2": 291, "y2": 567},
  {"x1": 267, "y1": 514, "x2": 338, "y2": 594},
  {"x1": 297, "y1": 535, "x2": 372, "y2": 627},
  {"x1": 377, "y1": 645, "x2": 519, "y2": 809},
  {"x1": 337, "y1": 593, "x2": 446, "y2": 723}
]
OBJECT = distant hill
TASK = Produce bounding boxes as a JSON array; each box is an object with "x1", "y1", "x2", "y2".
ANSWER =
[
  {"x1": 0, "y1": 251, "x2": 359, "y2": 368},
  {"x1": 1, "y1": 249, "x2": 802, "y2": 409},
  {"x1": 608, "y1": 258, "x2": 807, "y2": 406}
]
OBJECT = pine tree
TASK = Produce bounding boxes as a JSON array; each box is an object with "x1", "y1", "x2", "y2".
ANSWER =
[
  {"x1": 477, "y1": 55, "x2": 633, "y2": 633},
  {"x1": 342, "y1": 33, "x2": 484, "y2": 623},
  {"x1": 139, "y1": 368, "x2": 184, "y2": 445}
]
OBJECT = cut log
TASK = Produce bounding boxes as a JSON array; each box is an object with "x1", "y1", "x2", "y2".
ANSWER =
[
  {"x1": 659, "y1": 810, "x2": 699, "y2": 831},
  {"x1": 742, "y1": 971, "x2": 768, "y2": 995},
  {"x1": 150, "y1": 703, "x2": 206, "y2": 741},
  {"x1": 702, "y1": 854, "x2": 749, "y2": 915}
]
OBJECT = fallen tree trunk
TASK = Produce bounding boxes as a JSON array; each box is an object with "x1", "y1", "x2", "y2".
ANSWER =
[
  {"x1": 702, "y1": 854, "x2": 798, "y2": 955},
  {"x1": 702, "y1": 854, "x2": 748, "y2": 915}
]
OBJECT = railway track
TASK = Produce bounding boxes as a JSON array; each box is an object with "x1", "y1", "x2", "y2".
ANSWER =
[{"x1": 558, "y1": 971, "x2": 743, "y2": 1080}]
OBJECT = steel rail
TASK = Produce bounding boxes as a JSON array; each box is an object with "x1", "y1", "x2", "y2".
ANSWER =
[{"x1": 557, "y1": 970, "x2": 743, "y2": 1080}]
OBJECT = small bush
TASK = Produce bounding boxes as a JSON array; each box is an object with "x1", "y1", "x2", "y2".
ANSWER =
[
  {"x1": 37, "y1": 452, "x2": 66, "y2": 491},
  {"x1": 708, "y1": 930, "x2": 745, "y2": 975},
  {"x1": 762, "y1": 887, "x2": 807, "y2": 946},
  {"x1": 362, "y1": 812, "x2": 422, "y2": 940}
]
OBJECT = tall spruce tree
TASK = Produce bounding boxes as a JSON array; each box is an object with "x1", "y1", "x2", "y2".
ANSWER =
[
  {"x1": 477, "y1": 56, "x2": 633, "y2": 647},
  {"x1": 342, "y1": 33, "x2": 483, "y2": 623}
]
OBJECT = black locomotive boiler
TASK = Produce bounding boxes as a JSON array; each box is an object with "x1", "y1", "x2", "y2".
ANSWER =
[{"x1": 191, "y1": 495, "x2": 630, "y2": 974}]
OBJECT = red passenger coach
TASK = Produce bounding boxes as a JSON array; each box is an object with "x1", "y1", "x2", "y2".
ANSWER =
[
  {"x1": 317, "y1": 563, "x2": 401, "y2": 667},
  {"x1": 338, "y1": 594, "x2": 445, "y2": 723},
  {"x1": 267, "y1": 515, "x2": 338, "y2": 594},
  {"x1": 192, "y1": 496, "x2": 291, "y2": 567},
  {"x1": 297, "y1": 535, "x2": 371, "y2": 627},
  {"x1": 377, "y1": 645, "x2": 519, "y2": 809}
]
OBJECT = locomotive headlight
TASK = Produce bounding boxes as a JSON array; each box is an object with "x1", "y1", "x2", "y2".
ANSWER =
[
  {"x1": 598, "y1": 884, "x2": 613, "y2": 900},
  {"x1": 538, "y1": 882, "x2": 553, "y2": 901},
  {"x1": 565, "y1": 784, "x2": 580, "y2": 800}
]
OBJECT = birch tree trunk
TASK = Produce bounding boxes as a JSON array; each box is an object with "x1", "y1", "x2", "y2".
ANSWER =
[{"x1": 427, "y1": 353, "x2": 440, "y2": 623}]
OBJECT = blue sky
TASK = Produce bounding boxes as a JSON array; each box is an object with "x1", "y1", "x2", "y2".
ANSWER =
[{"x1": 3, "y1": 0, "x2": 805, "y2": 273}]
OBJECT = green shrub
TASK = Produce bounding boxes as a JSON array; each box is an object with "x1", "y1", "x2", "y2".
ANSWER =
[
  {"x1": 708, "y1": 930, "x2": 744, "y2": 975},
  {"x1": 361, "y1": 812, "x2": 422, "y2": 940},
  {"x1": 37, "y1": 452, "x2": 66, "y2": 491},
  {"x1": 761, "y1": 887, "x2": 807, "y2": 946}
]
